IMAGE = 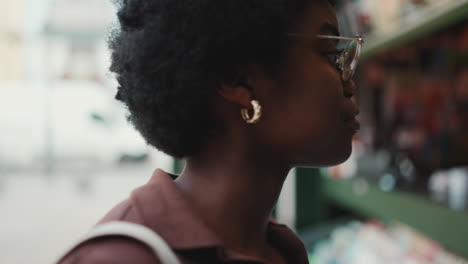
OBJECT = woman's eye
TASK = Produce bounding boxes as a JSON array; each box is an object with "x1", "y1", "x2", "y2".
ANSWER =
[
  {"x1": 321, "y1": 51, "x2": 339, "y2": 65},
  {"x1": 321, "y1": 49, "x2": 343, "y2": 66}
]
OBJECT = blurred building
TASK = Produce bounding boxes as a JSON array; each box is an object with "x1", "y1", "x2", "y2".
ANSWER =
[
  {"x1": 0, "y1": 0, "x2": 23, "y2": 80},
  {"x1": 43, "y1": 0, "x2": 115, "y2": 82},
  {"x1": 0, "y1": 0, "x2": 151, "y2": 173}
]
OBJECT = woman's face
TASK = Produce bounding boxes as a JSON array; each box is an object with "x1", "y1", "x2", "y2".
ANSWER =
[{"x1": 255, "y1": 0, "x2": 359, "y2": 167}]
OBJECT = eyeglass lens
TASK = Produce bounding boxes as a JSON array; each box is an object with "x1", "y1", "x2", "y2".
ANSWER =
[{"x1": 341, "y1": 39, "x2": 361, "y2": 81}]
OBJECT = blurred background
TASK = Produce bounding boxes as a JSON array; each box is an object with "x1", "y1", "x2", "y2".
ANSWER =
[
  {"x1": 0, "y1": 0, "x2": 173, "y2": 263},
  {"x1": 0, "y1": 0, "x2": 467, "y2": 263}
]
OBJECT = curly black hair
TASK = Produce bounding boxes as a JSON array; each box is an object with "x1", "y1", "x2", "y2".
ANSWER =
[{"x1": 109, "y1": 0, "x2": 313, "y2": 158}]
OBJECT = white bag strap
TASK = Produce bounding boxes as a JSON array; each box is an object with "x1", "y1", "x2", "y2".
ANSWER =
[{"x1": 56, "y1": 221, "x2": 180, "y2": 264}]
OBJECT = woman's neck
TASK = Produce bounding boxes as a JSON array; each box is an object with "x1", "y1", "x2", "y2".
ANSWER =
[{"x1": 174, "y1": 136, "x2": 290, "y2": 258}]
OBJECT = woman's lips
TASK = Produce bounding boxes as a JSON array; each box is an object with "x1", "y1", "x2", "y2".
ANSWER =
[
  {"x1": 342, "y1": 98, "x2": 360, "y2": 132},
  {"x1": 345, "y1": 118, "x2": 360, "y2": 132}
]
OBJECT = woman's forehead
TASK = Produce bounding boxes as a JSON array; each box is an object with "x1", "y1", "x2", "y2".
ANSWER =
[{"x1": 291, "y1": 0, "x2": 339, "y2": 35}]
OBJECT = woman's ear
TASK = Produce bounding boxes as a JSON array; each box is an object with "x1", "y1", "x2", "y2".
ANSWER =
[
  {"x1": 218, "y1": 78, "x2": 254, "y2": 109},
  {"x1": 217, "y1": 64, "x2": 271, "y2": 108}
]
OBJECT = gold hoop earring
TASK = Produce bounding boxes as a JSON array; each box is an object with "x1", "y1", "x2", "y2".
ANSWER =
[{"x1": 241, "y1": 100, "x2": 262, "y2": 124}]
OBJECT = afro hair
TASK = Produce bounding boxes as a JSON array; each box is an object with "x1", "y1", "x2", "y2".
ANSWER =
[{"x1": 108, "y1": 0, "x2": 312, "y2": 158}]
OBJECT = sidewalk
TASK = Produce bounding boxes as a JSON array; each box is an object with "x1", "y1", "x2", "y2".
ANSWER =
[{"x1": 0, "y1": 166, "x2": 155, "y2": 264}]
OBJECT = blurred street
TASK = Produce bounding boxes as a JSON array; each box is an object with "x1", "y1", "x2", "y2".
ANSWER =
[{"x1": 0, "y1": 165, "x2": 162, "y2": 264}]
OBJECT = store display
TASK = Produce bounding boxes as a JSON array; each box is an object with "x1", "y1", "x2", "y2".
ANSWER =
[
  {"x1": 310, "y1": 221, "x2": 468, "y2": 264},
  {"x1": 358, "y1": 21, "x2": 467, "y2": 190},
  {"x1": 330, "y1": 9, "x2": 468, "y2": 195}
]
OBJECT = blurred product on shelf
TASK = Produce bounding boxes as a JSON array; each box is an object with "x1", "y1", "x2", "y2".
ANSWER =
[
  {"x1": 310, "y1": 221, "x2": 468, "y2": 264},
  {"x1": 429, "y1": 168, "x2": 468, "y2": 211}
]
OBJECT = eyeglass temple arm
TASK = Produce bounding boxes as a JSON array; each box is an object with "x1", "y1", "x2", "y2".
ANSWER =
[{"x1": 316, "y1": 34, "x2": 363, "y2": 42}]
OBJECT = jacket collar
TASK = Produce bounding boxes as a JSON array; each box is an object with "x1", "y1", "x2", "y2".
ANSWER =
[
  {"x1": 130, "y1": 169, "x2": 308, "y2": 263},
  {"x1": 131, "y1": 168, "x2": 221, "y2": 249}
]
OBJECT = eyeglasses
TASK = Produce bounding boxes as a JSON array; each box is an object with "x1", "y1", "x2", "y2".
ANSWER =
[{"x1": 287, "y1": 34, "x2": 364, "y2": 82}]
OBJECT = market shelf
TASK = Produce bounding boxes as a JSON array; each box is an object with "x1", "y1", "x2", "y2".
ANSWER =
[
  {"x1": 322, "y1": 177, "x2": 468, "y2": 258},
  {"x1": 361, "y1": 0, "x2": 468, "y2": 60}
]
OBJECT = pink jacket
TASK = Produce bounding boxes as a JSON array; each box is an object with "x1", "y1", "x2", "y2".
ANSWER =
[{"x1": 58, "y1": 169, "x2": 309, "y2": 263}]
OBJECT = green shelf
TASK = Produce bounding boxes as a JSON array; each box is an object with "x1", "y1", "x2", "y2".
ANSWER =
[
  {"x1": 361, "y1": 0, "x2": 468, "y2": 61},
  {"x1": 322, "y1": 178, "x2": 468, "y2": 259}
]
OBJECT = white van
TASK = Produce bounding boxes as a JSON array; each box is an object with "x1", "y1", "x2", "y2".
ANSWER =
[{"x1": 0, "y1": 80, "x2": 150, "y2": 172}]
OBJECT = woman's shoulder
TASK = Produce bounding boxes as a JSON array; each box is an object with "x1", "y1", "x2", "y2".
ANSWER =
[{"x1": 97, "y1": 197, "x2": 145, "y2": 224}]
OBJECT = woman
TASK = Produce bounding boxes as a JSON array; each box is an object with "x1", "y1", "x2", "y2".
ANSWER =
[{"x1": 59, "y1": 0, "x2": 362, "y2": 263}]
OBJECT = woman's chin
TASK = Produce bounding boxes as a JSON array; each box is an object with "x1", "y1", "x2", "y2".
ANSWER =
[
  {"x1": 295, "y1": 142, "x2": 353, "y2": 168},
  {"x1": 332, "y1": 144, "x2": 353, "y2": 165}
]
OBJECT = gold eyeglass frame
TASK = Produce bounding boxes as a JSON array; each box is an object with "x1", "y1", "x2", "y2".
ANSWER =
[{"x1": 287, "y1": 34, "x2": 364, "y2": 82}]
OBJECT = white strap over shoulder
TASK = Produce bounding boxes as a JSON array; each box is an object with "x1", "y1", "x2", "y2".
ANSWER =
[{"x1": 56, "y1": 221, "x2": 180, "y2": 264}]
